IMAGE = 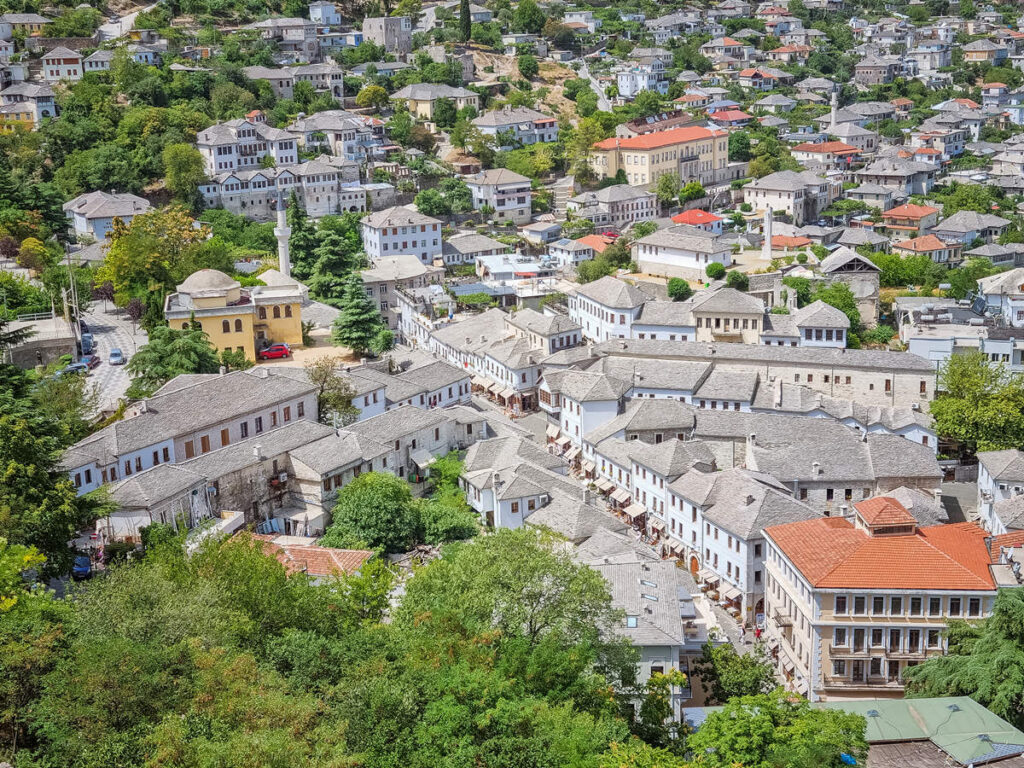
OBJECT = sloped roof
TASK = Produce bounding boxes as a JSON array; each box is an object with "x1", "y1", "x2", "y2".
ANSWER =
[{"x1": 572, "y1": 275, "x2": 650, "y2": 308}]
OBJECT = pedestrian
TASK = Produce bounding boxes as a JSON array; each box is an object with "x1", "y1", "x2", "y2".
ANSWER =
[
  {"x1": 738, "y1": 624, "x2": 746, "y2": 643},
  {"x1": 755, "y1": 626, "x2": 762, "y2": 641}
]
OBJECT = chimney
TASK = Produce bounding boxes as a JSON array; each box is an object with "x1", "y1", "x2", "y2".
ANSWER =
[
  {"x1": 584, "y1": 488, "x2": 593, "y2": 505},
  {"x1": 812, "y1": 460, "x2": 821, "y2": 475},
  {"x1": 774, "y1": 376, "x2": 783, "y2": 407},
  {"x1": 745, "y1": 494, "x2": 755, "y2": 506},
  {"x1": 253, "y1": 444, "x2": 263, "y2": 460},
  {"x1": 219, "y1": 365, "x2": 227, "y2": 375},
  {"x1": 839, "y1": 503, "x2": 849, "y2": 516},
  {"x1": 256, "y1": 367, "x2": 269, "y2": 379},
  {"x1": 137, "y1": 400, "x2": 147, "y2": 413}
]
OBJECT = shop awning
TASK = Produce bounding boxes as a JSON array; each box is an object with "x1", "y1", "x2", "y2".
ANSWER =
[
  {"x1": 622, "y1": 503, "x2": 646, "y2": 520},
  {"x1": 610, "y1": 488, "x2": 630, "y2": 503},
  {"x1": 487, "y1": 382, "x2": 503, "y2": 394},
  {"x1": 545, "y1": 425, "x2": 560, "y2": 439},
  {"x1": 697, "y1": 568, "x2": 719, "y2": 585},
  {"x1": 783, "y1": 661, "x2": 795, "y2": 673},
  {"x1": 471, "y1": 376, "x2": 491, "y2": 388},
  {"x1": 409, "y1": 449, "x2": 437, "y2": 471},
  {"x1": 555, "y1": 436, "x2": 571, "y2": 448},
  {"x1": 650, "y1": 520, "x2": 666, "y2": 532},
  {"x1": 669, "y1": 540, "x2": 684, "y2": 555},
  {"x1": 497, "y1": 388, "x2": 514, "y2": 400},
  {"x1": 581, "y1": 460, "x2": 595, "y2": 473},
  {"x1": 721, "y1": 585, "x2": 742, "y2": 602},
  {"x1": 596, "y1": 478, "x2": 614, "y2": 492},
  {"x1": 565, "y1": 446, "x2": 581, "y2": 461}
]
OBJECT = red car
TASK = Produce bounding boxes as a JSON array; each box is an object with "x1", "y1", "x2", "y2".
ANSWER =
[
  {"x1": 258, "y1": 343, "x2": 291, "y2": 360},
  {"x1": 80, "y1": 354, "x2": 101, "y2": 369},
  {"x1": 602, "y1": 231, "x2": 620, "y2": 239}
]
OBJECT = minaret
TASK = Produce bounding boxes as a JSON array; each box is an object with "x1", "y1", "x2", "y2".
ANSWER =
[
  {"x1": 762, "y1": 208, "x2": 773, "y2": 261},
  {"x1": 829, "y1": 89, "x2": 838, "y2": 133},
  {"x1": 275, "y1": 193, "x2": 291, "y2": 277}
]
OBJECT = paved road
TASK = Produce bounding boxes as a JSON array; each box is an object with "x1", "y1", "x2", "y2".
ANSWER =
[
  {"x1": 98, "y1": 3, "x2": 157, "y2": 40},
  {"x1": 82, "y1": 305, "x2": 147, "y2": 413},
  {"x1": 579, "y1": 63, "x2": 612, "y2": 112}
]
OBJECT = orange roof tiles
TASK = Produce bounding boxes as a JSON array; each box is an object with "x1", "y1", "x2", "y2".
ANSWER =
[
  {"x1": 895, "y1": 234, "x2": 951, "y2": 252},
  {"x1": 770, "y1": 44, "x2": 812, "y2": 53},
  {"x1": 989, "y1": 530, "x2": 1024, "y2": 563},
  {"x1": 676, "y1": 93, "x2": 708, "y2": 103},
  {"x1": 709, "y1": 109, "x2": 753, "y2": 121},
  {"x1": 672, "y1": 209, "x2": 723, "y2": 225},
  {"x1": 792, "y1": 140, "x2": 859, "y2": 154},
  {"x1": 250, "y1": 535, "x2": 374, "y2": 577},
  {"x1": 577, "y1": 234, "x2": 614, "y2": 253},
  {"x1": 765, "y1": 518, "x2": 996, "y2": 591},
  {"x1": 721, "y1": 36, "x2": 742, "y2": 45},
  {"x1": 953, "y1": 98, "x2": 980, "y2": 108},
  {"x1": 984, "y1": 82, "x2": 1007, "y2": 88},
  {"x1": 592, "y1": 125, "x2": 725, "y2": 151},
  {"x1": 739, "y1": 68, "x2": 776, "y2": 78},
  {"x1": 883, "y1": 203, "x2": 939, "y2": 219},
  {"x1": 891, "y1": 97, "x2": 914, "y2": 106},
  {"x1": 855, "y1": 497, "x2": 917, "y2": 527},
  {"x1": 771, "y1": 234, "x2": 812, "y2": 248}
]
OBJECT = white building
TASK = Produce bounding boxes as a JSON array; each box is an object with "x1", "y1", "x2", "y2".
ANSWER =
[
  {"x1": 41, "y1": 46, "x2": 82, "y2": 83},
  {"x1": 568, "y1": 275, "x2": 651, "y2": 342},
  {"x1": 360, "y1": 206, "x2": 443, "y2": 264},
  {"x1": 631, "y1": 224, "x2": 732, "y2": 279},
  {"x1": 196, "y1": 115, "x2": 299, "y2": 175},
  {"x1": 566, "y1": 185, "x2": 658, "y2": 231},
  {"x1": 464, "y1": 168, "x2": 533, "y2": 225},
  {"x1": 471, "y1": 106, "x2": 559, "y2": 150},
  {"x1": 63, "y1": 191, "x2": 152, "y2": 240}
]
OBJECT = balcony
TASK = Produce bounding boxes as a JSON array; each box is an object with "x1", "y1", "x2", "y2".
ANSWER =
[{"x1": 824, "y1": 675, "x2": 904, "y2": 690}]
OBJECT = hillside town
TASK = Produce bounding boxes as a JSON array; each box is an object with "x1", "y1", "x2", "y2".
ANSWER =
[{"x1": 7, "y1": 0, "x2": 1024, "y2": 764}]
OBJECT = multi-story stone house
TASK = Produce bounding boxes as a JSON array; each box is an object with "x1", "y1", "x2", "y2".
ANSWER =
[
  {"x1": 360, "y1": 206, "x2": 443, "y2": 264},
  {"x1": 196, "y1": 115, "x2": 298, "y2": 175},
  {"x1": 471, "y1": 106, "x2": 559, "y2": 150},
  {"x1": 568, "y1": 275, "x2": 651, "y2": 342},
  {"x1": 588, "y1": 126, "x2": 733, "y2": 189},
  {"x1": 566, "y1": 185, "x2": 658, "y2": 232},
  {"x1": 465, "y1": 168, "x2": 532, "y2": 225}
]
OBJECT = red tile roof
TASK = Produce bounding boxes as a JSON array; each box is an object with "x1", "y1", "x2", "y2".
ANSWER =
[
  {"x1": 765, "y1": 518, "x2": 996, "y2": 590},
  {"x1": 577, "y1": 234, "x2": 615, "y2": 253},
  {"x1": 953, "y1": 98, "x2": 980, "y2": 109},
  {"x1": 770, "y1": 44, "x2": 812, "y2": 53},
  {"x1": 771, "y1": 234, "x2": 811, "y2": 248},
  {"x1": 883, "y1": 203, "x2": 939, "y2": 219},
  {"x1": 989, "y1": 530, "x2": 1024, "y2": 562},
  {"x1": 709, "y1": 109, "x2": 753, "y2": 121},
  {"x1": 739, "y1": 68, "x2": 776, "y2": 78},
  {"x1": 672, "y1": 209, "x2": 723, "y2": 225},
  {"x1": 891, "y1": 97, "x2": 914, "y2": 106},
  {"x1": 855, "y1": 496, "x2": 917, "y2": 527},
  {"x1": 592, "y1": 125, "x2": 725, "y2": 151},
  {"x1": 792, "y1": 140, "x2": 859, "y2": 155},
  {"x1": 250, "y1": 534, "x2": 374, "y2": 577},
  {"x1": 895, "y1": 234, "x2": 952, "y2": 252},
  {"x1": 984, "y1": 82, "x2": 1007, "y2": 88},
  {"x1": 721, "y1": 36, "x2": 742, "y2": 45}
]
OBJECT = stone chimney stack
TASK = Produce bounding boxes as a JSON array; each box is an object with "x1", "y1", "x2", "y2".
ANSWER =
[{"x1": 275, "y1": 192, "x2": 291, "y2": 277}]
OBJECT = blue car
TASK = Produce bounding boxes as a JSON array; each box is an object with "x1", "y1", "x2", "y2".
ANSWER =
[
  {"x1": 71, "y1": 555, "x2": 92, "y2": 580},
  {"x1": 109, "y1": 348, "x2": 125, "y2": 365},
  {"x1": 56, "y1": 362, "x2": 89, "y2": 378}
]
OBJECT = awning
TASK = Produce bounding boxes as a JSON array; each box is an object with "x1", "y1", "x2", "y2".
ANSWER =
[
  {"x1": 721, "y1": 585, "x2": 742, "y2": 602},
  {"x1": 650, "y1": 520, "x2": 666, "y2": 532},
  {"x1": 622, "y1": 503, "x2": 646, "y2": 520},
  {"x1": 471, "y1": 376, "x2": 491, "y2": 388},
  {"x1": 565, "y1": 446, "x2": 581, "y2": 461},
  {"x1": 499, "y1": 388, "x2": 516, "y2": 400},
  {"x1": 610, "y1": 488, "x2": 630, "y2": 503},
  {"x1": 409, "y1": 449, "x2": 437, "y2": 471},
  {"x1": 783, "y1": 661, "x2": 795, "y2": 673},
  {"x1": 556, "y1": 436, "x2": 572, "y2": 448},
  {"x1": 669, "y1": 540, "x2": 684, "y2": 555},
  {"x1": 596, "y1": 478, "x2": 614, "y2": 492},
  {"x1": 697, "y1": 568, "x2": 719, "y2": 586},
  {"x1": 581, "y1": 460, "x2": 596, "y2": 473},
  {"x1": 487, "y1": 382, "x2": 503, "y2": 394},
  {"x1": 545, "y1": 425, "x2": 560, "y2": 439}
]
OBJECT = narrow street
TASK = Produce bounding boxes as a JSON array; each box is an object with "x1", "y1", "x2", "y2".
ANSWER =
[
  {"x1": 578, "y1": 63, "x2": 612, "y2": 112},
  {"x1": 82, "y1": 304, "x2": 148, "y2": 413}
]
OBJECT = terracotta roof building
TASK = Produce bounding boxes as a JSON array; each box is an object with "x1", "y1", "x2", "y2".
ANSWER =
[
  {"x1": 589, "y1": 125, "x2": 731, "y2": 190},
  {"x1": 763, "y1": 498, "x2": 1005, "y2": 701}
]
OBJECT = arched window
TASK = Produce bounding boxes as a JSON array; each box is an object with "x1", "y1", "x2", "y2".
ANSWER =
[
  {"x1": 273, "y1": 305, "x2": 281, "y2": 319},
  {"x1": 258, "y1": 306, "x2": 267, "y2": 320},
  {"x1": 181, "y1": 322, "x2": 189, "y2": 330},
  {"x1": 234, "y1": 319, "x2": 243, "y2": 332},
  {"x1": 284, "y1": 305, "x2": 292, "y2": 318},
  {"x1": 221, "y1": 320, "x2": 230, "y2": 333}
]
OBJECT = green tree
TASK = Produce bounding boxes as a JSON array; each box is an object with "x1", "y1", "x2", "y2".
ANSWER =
[
  {"x1": 518, "y1": 53, "x2": 539, "y2": 80},
  {"x1": 905, "y1": 588, "x2": 1024, "y2": 728},
  {"x1": 687, "y1": 689, "x2": 868, "y2": 768},
  {"x1": 303, "y1": 354, "x2": 359, "y2": 426},
  {"x1": 729, "y1": 131, "x2": 752, "y2": 162},
  {"x1": 287, "y1": 193, "x2": 319, "y2": 282},
  {"x1": 631, "y1": 220, "x2": 657, "y2": 239},
  {"x1": 331, "y1": 272, "x2": 384, "y2": 354},
  {"x1": 706, "y1": 262, "x2": 727, "y2": 280},
  {"x1": 321, "y1": 472, "x2": 419, "y2": 553},
  {"x1": 667, "y1": 277, "x2": 693, "y2": 301},
  {"x1": 125, "y1": 324, "x2": 221, "y2": 398},
  {"x1": 432, "y1": 97, "x2": 458, "y2": 129},
  {"x1": 369, "y1": 327, "x2": 395, "y2": 356},
  {"x1": 680, "y1": 180, "x2": 706, "y2": 203},
  {"x1": 655, "y1": 173, "x2": 681, "y2": 207},
  {"x1": 513, "y1": 0, "x2": 546, "y2": 33},
  {"x1": 598, "y1": 740, "x2": 689, "y2": 768},
  {"x1": 693, "y1": 641, "x2": 776, "y2": 703},
  {"x1": 162, "y1": 143, "x2": 206, "y2": 205},
  {"x1": 414, "y1": 187, "x2": 451, "y2": 217},
  {"x1": 355, "y1": 84, "x2": 389, "y2": 110},
  {"x1": 459, "y1": 0, "x2": 471, "y2": 41},
  {"x1": 30, "y1": 373, "x2": 99, "y2": 445},
  {"x1": 726, "y1": 270, "x2": 749, "y2": 291},
  {"x1": 930, "y1": 350, "x2": 1024, "y2": 453}
]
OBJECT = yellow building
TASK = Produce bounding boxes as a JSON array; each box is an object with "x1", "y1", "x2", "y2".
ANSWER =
[
  {"x1": 0, "y1": 103, "x2": 34, "y2": 132},
  {"x1": 164, "y1": 268, "x2": 305, "y2": 360},
  {"x1": 589, "y1": 125, "x2": 730, "y2": 190},
  {"x1": 391, "y1": 83, "x2": 480, "y2": 121}
]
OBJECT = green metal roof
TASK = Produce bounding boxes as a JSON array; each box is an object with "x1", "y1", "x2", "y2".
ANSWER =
[{"x1": 820, "y1": 696, "x2": 1024, "y2": 766}]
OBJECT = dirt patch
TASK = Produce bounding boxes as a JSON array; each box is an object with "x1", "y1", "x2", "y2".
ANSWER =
[
  {"x1": 256, "y1": 344, "x2": 361, "y2": 368},
  {"x1": 470, "y1": 47, "x2": 580, "y2": 123}
]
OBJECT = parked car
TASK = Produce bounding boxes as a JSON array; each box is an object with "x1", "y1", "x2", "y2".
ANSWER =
[
  {"x1": 602, "y1": 231, "x2": 620, "y2": 239},
  {"x1": 109, "y1": 348, "x2": 125, "y2": 365},
  {"x1": 80, "y1": 333, "x2": 95, "y2": 355},
  {"x1": 258, "y1": 343, "x2": 291, "y2": 360},
  {"x1": 56, "y1": 362, "x2": 89, "y2": 377},
  {"x1": 71, "y1": 555, "x2": 92, "y2": 580},
  {"x1": 81, "y1": 354, "x2": 101, "y2": 369}
]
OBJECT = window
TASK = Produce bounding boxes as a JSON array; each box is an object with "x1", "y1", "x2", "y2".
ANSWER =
[
  {"x1": 234, "y1": 319, "x2": 242, "y2": 332},
  {"x1": 949, "y1": 597, "x2": 961, "y2": 616},
  {"x1": 832, "y1": 660, "x2": 846, "y2": 676},
  {"x1": 968, "y1": 597, "x2": 981, "y2": 617},
  {"x1": 271, "y1": 411, "x2": 278, "y2": 427},
  {"x1": 297, "y1": 402, "x2": 304, "y2": 418},
  {"x1": 626, "y1": 616, "x2": 638, "y2": 628},
  {"x1": 185, "y1": 440, "x2": 195, "y2": 459},
  {"x1": 910, "y1": 596, "x2": 923, "y2": 616},
  {"x1": 927, "y1": 629, "x2": 941, "y2": 648},
  {"x1": 255, "y1": 416, "x2": 263, "y2": 434},
  {"x1": 220, "y1": 428, "x2": 229, "y2": 447},
  {"x1": 511, "y1": 501, "x2": 519, "y2": 514},
  {"x1": 200, "y1": 436, "x2": 211, "y2": 454},
  {"x1": 871, "y1": 628, "x2": 883, "y2": 647},
  {"x1": 929, "y1": 597, "x2": 941, "y2": 616},
  {"x1": 890, "y1": 596, "x2": 902, "y2": 615},
  {"x1": 284, "y1": 406, "x2": 291, "y2": 423},
  {"x1": 872, "y1": 596, "x2": 885, "y2": 615},
  {"x1": 241, "y1": 422, "x2": 249, "y2": 438},
  {"x1": 258, "y1": 306, "x2": 267, "y2": 319},
  {"x1": 162, "y1": 447, "x2": 169, "y2": 462},
  {"x1": 222, "y1": 320, "x2": 230, "y2": 333},
  {"x1": 754, "y1": 543, "x2": 762, "y2": 557},
  {"x1": 834, "y1": 627, "x2": 847, "y2": 645},
  {"x1": 835, "y1": 595, "x2": 847, "y2": 614},
  {"x1": 853, "y1": 596, "x2": 866, "y2": 615}
]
